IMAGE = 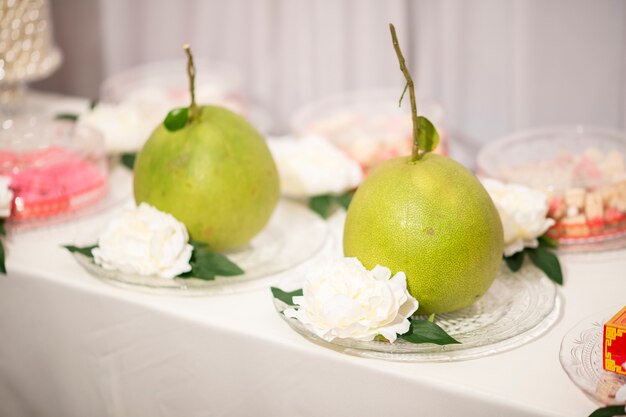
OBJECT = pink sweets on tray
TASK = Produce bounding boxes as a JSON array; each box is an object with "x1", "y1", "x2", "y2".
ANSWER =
[
  {"x1": 0, "y1": 118, "x2": 108, "y2": 224},
  {"x1": 477, "y1": 126, "x2": 626, "y2": 250}
]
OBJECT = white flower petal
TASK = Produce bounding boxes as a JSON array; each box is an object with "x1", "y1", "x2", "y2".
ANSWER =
[
  {"x1": 93, "y1": 203, "x2": 192, "y2": 278},
  {"x1": 371, "y1": 264, "x2": 392, "y2": 281},
  {"x1": 0, "y1": 176, "x2": 13, "y2": 218},
  {"x1": 482, "y1": 178, "x2": 553, "y2": 256},
  {"x1": 267, "y1": 135, "x2": 363, "y2": 197},
  {"x1": 286, "y1": 258, "x2": 418, "y2": 343}
]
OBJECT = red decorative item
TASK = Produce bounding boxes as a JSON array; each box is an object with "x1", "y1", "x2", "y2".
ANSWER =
[{"x1": 604, "y1": 306, "x2": 626, "y2": 376}]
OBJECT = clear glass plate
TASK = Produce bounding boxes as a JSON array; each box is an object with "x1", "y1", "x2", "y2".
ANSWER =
[
  {"x1": 274, "y1": 263, "x2": 561, "y2": 362},
  {"x1": 560, "y1": 312, "x2": 626, "y2": 405},
  {"x1": 72, "y1": 200, "x2": 328, "y2": 295}
]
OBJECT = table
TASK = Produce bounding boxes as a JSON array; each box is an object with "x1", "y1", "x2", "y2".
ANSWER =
[{"x1": 0, "y1": 92, "x2": 623, "y2": 417}]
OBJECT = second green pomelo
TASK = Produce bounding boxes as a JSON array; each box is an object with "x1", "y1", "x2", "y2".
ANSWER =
[
  {"x1": 343, "y1": 153, "x2": 504, "y2": 314},
  {"x1": 134, "y1": 105, "x2": 279, "y2": 251}
]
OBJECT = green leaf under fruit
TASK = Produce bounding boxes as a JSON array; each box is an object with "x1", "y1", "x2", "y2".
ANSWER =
[
  {"x1": 309, "y1": 191, "x2": 355, "y2": 218},
  {"x1": 0, "y1": 219, "x2": 6, "y2": 274},
  {"x1": 55, "y1": 113, "x2": 79, "y2": 122},
  {"x1": 399, "y1": 319, "x2": 460, "y2": 345},
  {"x1": 89, "y1": 99, "x2": 99, "y2": 110},
  {"x1": 163, "y1": 107, "x2": 189, "y2": 131},
  {"x1": 538, "y1": 235, "x2": 559, "y2": 248},
  {"x1": 63, "y1": 244, "x2": 97, "y2": 259},
  {"x1": 179, "y1": 244, "x2": 244, "y2": 281},
  {"x1": 335, "y1": 191, "x2": 354, "y2": 210},
  {"x1": 271, "y1": 287, "x2": 303, "y2": 306},
  {"x1": 310, "y1": 195, "x2": 333, "y2": 219},
  {"x1": 526, "y1": 246, "x2": 563, "y2": 285},
  {"x1": 588, "y1": 405, "x2": 626, "y2": 417},
  {"x1": 189, "y1": 240, "x2": 208, "y2": 250},
  {"x1": 121, "y1": 153, "x2": 137, "y2": 170},
  {"x1": 504, "y1": 251, "x2": 525, "y2": 272},
  {"x1": 416, "y1": 116, "x2": 439, "y2": 154},
  {"x1": 0, "y1": 239, "x2": 5, "y2": 274}
]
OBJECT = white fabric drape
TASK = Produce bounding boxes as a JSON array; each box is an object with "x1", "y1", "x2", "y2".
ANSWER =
[{"x1": 38, "y1": 0, "x2": 626, "y2": 140}]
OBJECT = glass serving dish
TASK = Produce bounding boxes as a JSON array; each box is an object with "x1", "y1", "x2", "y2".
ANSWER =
[
  {"x1": 71, "y1": 200, "x2": 328, "y2": 295},
  {"x1": 88, "y1": 60, "x2": 271, "y2": 154},
  {"x1": 290, "y1": 89, "x2": 447, "y2": 172},
  {"x1": 274, "y1": 263, "x2": 560, "y2": 362},
  {"x1": 101, "y1": 59, "x2": 245, "y2": 114},
  {"x1": 560, "y1": 311, "x2": 626, "y2": 405},
  {"x1": 477, "y1": 126, "x2": 626, "y2": 251},
  {"x1": 0, "y1": 116, "x2": 112, "y2": 227}
]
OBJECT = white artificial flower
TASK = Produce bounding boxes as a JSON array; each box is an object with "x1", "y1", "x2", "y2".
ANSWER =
[
  {"x1": 92, "y1": 203, "x2": 193, "y2": 279},
  {"x1": 481, "y1": 178, "x2": 555, "y2": 257},
  {"x1": 267, "y1": 135, "x2": 363, "y2": 198},
  {"x1": 78, "y1": 102, "x2": 164, "y2": 154},
  {"x1": 0, "y1": 176, "x2": 13, "y2": 217},
  {"x1": 284, "y1": 257, "x2": 419, "y2": 343}
]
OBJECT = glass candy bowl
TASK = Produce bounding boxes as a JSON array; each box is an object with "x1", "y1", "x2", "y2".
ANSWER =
[
  {"x1": 478, "y1": 126, "x2": 626, "y2": 250},
  {"x1": 0, "y1": 117, "x2": 108, "y2": 225},
  {"x1": 91, "y1": 60, "x2": 273, "y2": 154},
  {"x1": 290, "y1": 89, "x2": 447, "y2": 173},
  {"x1": 101, "y1": 59, "x2": 245, "y2": 114}
]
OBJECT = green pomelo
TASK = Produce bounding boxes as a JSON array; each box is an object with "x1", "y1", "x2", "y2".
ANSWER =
[
  {"x1": 343, "y1": 153, "x2": 504, "y2": 314},
  {"x1": 134, "y1": 105, "x2": 279, "y2": 251}
]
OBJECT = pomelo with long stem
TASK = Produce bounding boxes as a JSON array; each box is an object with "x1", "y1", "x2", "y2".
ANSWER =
[
  {"x1": 133, "y1": 45, "x2": 279, "y2": 251},
  {"x1": 343, "y1": 25, "x2": 503, "y2": 314}
]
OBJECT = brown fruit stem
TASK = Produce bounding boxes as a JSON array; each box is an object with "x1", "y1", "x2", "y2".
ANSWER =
[
  {"x1": 183, "y1": 44, "x2": 199, "y2": 121},
  {"x1": 389, "y1": 24, "x2": 420, "y2": 161}
]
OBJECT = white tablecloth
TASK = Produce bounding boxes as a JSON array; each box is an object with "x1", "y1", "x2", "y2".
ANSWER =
[{"x1": 0, "y1": 93, "x2": 623, "y2": 417}]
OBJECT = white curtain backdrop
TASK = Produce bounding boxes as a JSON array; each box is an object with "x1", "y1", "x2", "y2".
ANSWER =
[{"x1": 37, "y1": 0, "x2": 626, "y2": 142}]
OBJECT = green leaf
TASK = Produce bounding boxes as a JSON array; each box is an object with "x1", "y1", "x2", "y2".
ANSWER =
[
  {"x1": 121, "y1": 153, "x2": 137, "y2": 170},
  {"x1": 271, "y1": 287, "x2": 303, "y2": 306},
  {"x1": 89, "y1": 99, "x2": 99, "y2": 110},
  {"x1": 588, "y1": 405, "x2": 626, "y2": 417},
  {"x1": 179, "y1": 245, "x2": 244, "y2": 281},
  {"x1": 309, "y1": 195, "x2": 333, "y2": 219},
  {"x1": 163, "y1": 107, "x2": 189, "y2": 131},
  {"x1": 55, "y1": 113, "x2": 79, "y2": 122},
  {"x1": 399, "y1": 319, "x2": 460, "y2": 345},
  {"x1": 428, "y1": 313, "x2": 435, "y2": 322},
  {"x1": 189, "y1": 240, "x2": 208, "y2": 250},
  {"x1": 0, "y1": 239, "x2": 6, "y2": 274},
  {"x1": 504, "y1": 251, "x2": 525, "y2": 272},
  {"x1": 335, "y1": 191, "x2": 354, "y2": 210},
  {"x1": 538, "y1": 235, "x2": 559, "y2": 248},
  {"x1": 416, "y1": 116, "x2": 440, "y2": 154},
  {"x1": 63, "y1": 244, "x2": 97, "y2": 259},
  {"x1": 526, "y1": 246, "x2": 563, "y2": 285},
  {"x1": 0, "y1": 219, "x2": 6, "y2": 274}
]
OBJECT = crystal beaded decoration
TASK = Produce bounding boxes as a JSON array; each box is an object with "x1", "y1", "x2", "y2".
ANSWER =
[{"x1": 0, "y1": 0, "x2": 62, "y2": 104}]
